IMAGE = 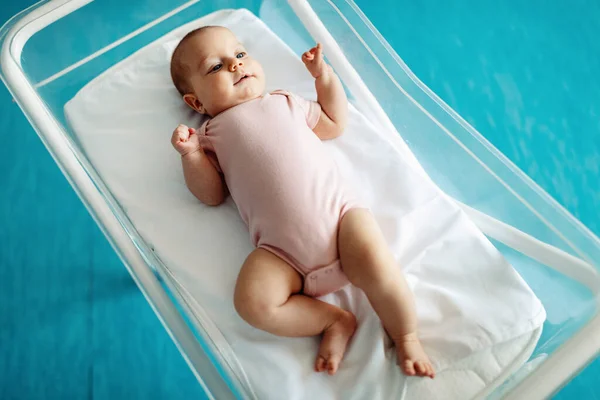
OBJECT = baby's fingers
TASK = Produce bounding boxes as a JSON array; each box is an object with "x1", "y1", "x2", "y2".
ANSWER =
[
  {"x1": 172, "y1": 125, "x2": 185, "y2": 144},
  {"x1": 174, "y1": 124, "x2": 188, "y2": 133},
  {"x1": 314, "y1": 43, "x2": 323, "y2": 61},
  {"x1": 177, "y1": 126, "x2": 190, "y2": 141}
]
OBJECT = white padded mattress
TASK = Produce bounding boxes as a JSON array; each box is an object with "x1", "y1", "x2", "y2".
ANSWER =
[{"x1": 65, "y1": 9, "x2": 546, "y2": 399}]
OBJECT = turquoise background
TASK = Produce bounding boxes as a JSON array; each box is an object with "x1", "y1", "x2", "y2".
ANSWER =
[{"x1": 1, "y1": 0, "x2": 598, "y2": 398}]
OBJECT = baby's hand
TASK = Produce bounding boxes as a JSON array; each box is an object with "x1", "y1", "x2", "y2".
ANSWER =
[
  {"x1": 171, "y1": 124, "x2": 201, "y2": 156},
  {"x1": 302, "y1": 43, "x2": 331, "y2": 79}
]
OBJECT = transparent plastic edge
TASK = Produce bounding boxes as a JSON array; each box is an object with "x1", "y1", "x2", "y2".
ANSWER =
[
  {"x1": 330, "y1": 0, "x2": 599, "y2": 267},
  {"x1": 34, "y1": 0, "x2": 203, "y2": 88},
  {"x1": 0, "y1": 3, "x2": 246, "y2": 399},
  {"x1": 503, "y1": 308, "x2": 600, "y2": 400},
  {"x1": 157, "y1": 262, "x2": 258, "y2": 399},
  {"x1": 459, "y1": 202, "x2": 600, "y2": 294},
  {"x1": 340, "y1": 0, "x2": 600, "y2": 259},
  {"x1": 2, "y1": 0, "x2": 94, "y2": 64}
]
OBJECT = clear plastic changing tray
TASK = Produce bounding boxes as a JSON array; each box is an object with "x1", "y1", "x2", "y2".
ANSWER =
[{"x1": 2, "y1": 1, "x2": 599, "y2": 398}]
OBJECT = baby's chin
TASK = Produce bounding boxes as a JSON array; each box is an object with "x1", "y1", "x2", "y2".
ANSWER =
[
  {"x1": 234, "y1": 82, "x2": 265, "y2": 102},
  {"x1": 238, "y1": 86, "x2": 262, "y2": 101},
  {"x1": 238, "y1": 79, "x2": 264, "y2": 96}
]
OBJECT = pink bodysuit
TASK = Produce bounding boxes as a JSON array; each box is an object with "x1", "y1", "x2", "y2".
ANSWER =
[{"x1": 199, "y1": 91, "x2": 358, "y2": 297}]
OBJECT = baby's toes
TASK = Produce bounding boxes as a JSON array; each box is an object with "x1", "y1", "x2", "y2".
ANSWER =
[
  {"x1": 415, "y1": 361, "x2": 428, "y2": 376},
  {"x1": 403, "y1": 360, "x2": 416, "y2": 376},
  {"x1": 327, "y1": 357, "x2": 340, "y2": 375},
  {"x1": 315, "y1": 356, "x2": 327, "y2": 372},
  {"x1": 427, "y1": 363, "x2": 436, "y2": 379}
]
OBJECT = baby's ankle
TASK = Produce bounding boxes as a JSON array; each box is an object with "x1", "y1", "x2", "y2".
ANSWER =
[
  {"x1": 392, "y1": 331, "x2": 420, "y2": 345},
  {"x1": 327, "y1": 309, "x2": 357, "y2": 331}
]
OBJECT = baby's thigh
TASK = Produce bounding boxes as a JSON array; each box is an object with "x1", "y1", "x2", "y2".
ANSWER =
[
  {"x1": 338, "y1": 208, "x2": 397, "y2": 285},
  {"x1": 338, "y1": 208, "x2": 388, "y2": 254},
  {"x1": 234, "y1": 248, "x2": 303, "y2": 308}
]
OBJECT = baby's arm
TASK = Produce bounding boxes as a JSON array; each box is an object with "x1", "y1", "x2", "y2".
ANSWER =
[
  {"x1": 171, "y1": 124, "x2": 228, "y2": 206},
  {"x1": 302, "y1": 43, "x2": 348, "y2": 140}
]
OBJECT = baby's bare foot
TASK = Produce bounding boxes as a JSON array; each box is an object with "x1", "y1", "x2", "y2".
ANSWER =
[
  {"x1": 315, "y1": 311, "x2": 357, "y2": 375},
  {"x1": 395, "y1": 332, "x2": 435, "y2": 379}
]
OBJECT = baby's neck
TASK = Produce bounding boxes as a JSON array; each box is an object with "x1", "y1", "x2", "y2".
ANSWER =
[{"x1": 211, "y1": 94, "x2": 264, "y2": 118}]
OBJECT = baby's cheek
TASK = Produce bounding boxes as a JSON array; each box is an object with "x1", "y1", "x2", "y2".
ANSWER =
[{"x1": 213, "y1": 83, "x2": 231, "y2": 102}]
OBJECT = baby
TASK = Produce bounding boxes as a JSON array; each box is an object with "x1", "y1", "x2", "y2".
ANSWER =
[{"x1": 169, "y1": 26, "x2": 434, "y2": 378}]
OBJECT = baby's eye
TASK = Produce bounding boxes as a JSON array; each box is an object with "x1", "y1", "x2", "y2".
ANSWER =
[
  {"x1": 236, "y1": 52, "x2": 246, "y2": 59},
  {"x1": 210, "y1": 64, "x2": 222, "y2": 73}
]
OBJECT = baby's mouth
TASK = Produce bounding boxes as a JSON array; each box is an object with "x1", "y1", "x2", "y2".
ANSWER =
[{"x1": 234, "y1": 74, "x2": 254, "y2": 85}]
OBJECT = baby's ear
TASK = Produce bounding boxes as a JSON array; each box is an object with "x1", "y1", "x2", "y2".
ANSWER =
[{"x1": 183, "y1": 94, "x2": 207, "y2": 114}]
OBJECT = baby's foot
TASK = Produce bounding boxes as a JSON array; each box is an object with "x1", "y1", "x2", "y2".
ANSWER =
[
  {"x1": 315, "y1": 311, "x2": 357, "y2": 375},
  {"x1": 395, "y1": 332, "x2": 435, "y2": 378}
]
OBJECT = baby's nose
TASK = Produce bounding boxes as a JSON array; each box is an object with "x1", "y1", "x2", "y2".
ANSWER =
[{"x1": 229, "y1": 59, "x2": 243, "y2": 72}]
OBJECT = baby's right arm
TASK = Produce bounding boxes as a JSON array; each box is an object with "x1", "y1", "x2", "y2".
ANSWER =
[{"x1": 171, "y1": 124, "x2": 228, "y2": 206}]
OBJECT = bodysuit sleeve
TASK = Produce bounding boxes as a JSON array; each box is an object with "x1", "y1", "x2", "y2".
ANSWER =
[
  {"x1": 272, "y1": 90, "x2": 322, "y2": 129},
  {"x1": 197, "y1": 120, "x2": 222, "y2": 173}
]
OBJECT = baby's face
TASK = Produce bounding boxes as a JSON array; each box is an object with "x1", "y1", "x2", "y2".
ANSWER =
[{"x1": 182, "y1": 27, "x2": 265, "y2": 116}]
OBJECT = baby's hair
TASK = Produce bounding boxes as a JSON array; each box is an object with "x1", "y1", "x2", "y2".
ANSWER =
[{"x1": 170, "y1": 26, "x2": 218, "y2": 96}]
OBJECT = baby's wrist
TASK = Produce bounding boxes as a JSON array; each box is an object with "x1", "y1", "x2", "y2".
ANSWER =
[
  {"x1": 315, "y1": 65, "x2": 333, "y2": 82},
  {"x1": 181, "y1": 147, "x2": 202, "y2": 157}
]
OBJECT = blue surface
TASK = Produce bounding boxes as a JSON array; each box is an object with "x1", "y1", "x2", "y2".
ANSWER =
[
  {"x1": 0, "y1": 4, "x2": 207, "y2": 399},
  {"x1": 1, "y1": 1, "x2": 599, "y2": 399}
]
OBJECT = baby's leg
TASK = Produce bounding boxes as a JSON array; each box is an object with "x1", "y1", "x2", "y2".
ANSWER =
[
  {"x1": 338, "y1": 208, "x2": 435, "y2": 378},
  {"x1": 234, "y1": 248, "x2": 357, "y2": 375}
]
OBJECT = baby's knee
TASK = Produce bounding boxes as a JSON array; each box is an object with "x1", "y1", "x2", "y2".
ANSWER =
[
  {"x1": 233, "y1": 284, "x2": 277, "y2": 328},
  {"x1": 345, "y1": 244, "x2": 396, "y2": 291}
]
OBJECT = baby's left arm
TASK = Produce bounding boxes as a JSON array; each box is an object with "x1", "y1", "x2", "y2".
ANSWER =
[{"x1": 302, "y1": 43, "x2": 348, "y2": 140}]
